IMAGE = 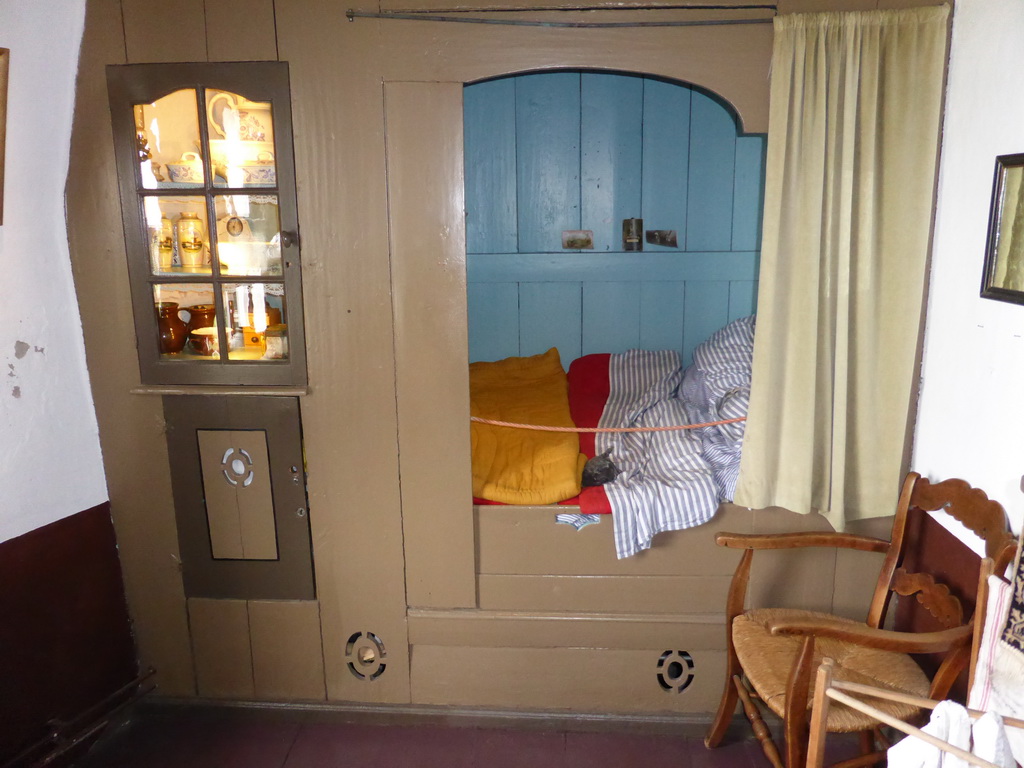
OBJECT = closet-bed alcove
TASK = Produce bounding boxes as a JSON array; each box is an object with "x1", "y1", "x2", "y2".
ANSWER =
[
  {"x1": 65, "y1": 0, "x2": 898, "y2": 723},
  {"x1": 395, "y1": 68, "x2": 865, "y2": 717}
]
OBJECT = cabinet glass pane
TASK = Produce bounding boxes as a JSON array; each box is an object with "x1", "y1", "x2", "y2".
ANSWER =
[
  {"x1": 205, "y1": 90, "x2": 276, "y2": 189},
  {"x1": 213, "y1": 194, "x2": 282, "y2": 277},
  {"x1": 221, "y1": 283, "x2": 288, "y2": 361},
  {"x1": 144, "y1": 197, "x2": 212, "y2": 274},
  {"x1": 152, "y1": 284, "x2": 219, "y2": 360},
  {"x1": 135, "y1": 90, "x2": 203, "y2": 189},
  {"x1": 144, "y1": 196, "x2": 212, "y2": 275}
]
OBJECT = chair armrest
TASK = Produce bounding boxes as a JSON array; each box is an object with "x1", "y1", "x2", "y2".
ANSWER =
[
  {"x1": 769, "y1": 618, "x2": 973, "y2": 654},
  {"x1": 715, "y1": 531, "x2": 890, "y2": 554}
]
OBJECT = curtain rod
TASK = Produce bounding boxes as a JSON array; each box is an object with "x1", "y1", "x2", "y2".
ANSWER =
[
  {"x1": 346, "y1": 9, "x2": 774, "y2": 26},
  {"x1": 382, "y1": 4, "x2": 777, "y2": 12}
]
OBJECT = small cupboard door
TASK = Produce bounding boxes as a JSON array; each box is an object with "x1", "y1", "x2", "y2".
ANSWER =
[{"x1": 107, "y1": 62, "x2": 306, "y2": 386}]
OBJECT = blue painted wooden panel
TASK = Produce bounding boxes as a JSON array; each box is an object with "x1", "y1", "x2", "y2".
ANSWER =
[
  {"x1": 464, "y1": 73, "x2": 764, "y2": 365},
  {"x1": 641, "y1": 78, "x2": 691, "y2": 251},
  {"x1": 516, "y1": 73, "x2": 581, "y2": 253},
  {"x1": 520, "y1": 282, "x2": 582, "y2": 364},
  {"x1": 464, "y1": 79, "x2": 518, "y2": 254},
  {"x1": 732, "y1": 135, "x2": 766, "y2": 251},
  {"x1": 640, "y1": 282, "x2": 686, "y2": 352},
  {"x1": 686, "y1": 90, "x2": 737, "y2": 252},
  {"x1": 467, "y1": 282, "x2": 519, "y2": 362},
  {"x1": 468, "y1": 252, "x2": 759, "y2": 284},
  {"x1": 682, "y1": 281, "x2": 730, "y2": 366},
  {"x1": 581, "y1": 73, "x2": 644, "y2": 252},
  {"x1": 727, "y1": 280, "x2": 758, "y2": 324},
  {"x1": 582, "y1": 282, "x2": 641, "y2": 355}
]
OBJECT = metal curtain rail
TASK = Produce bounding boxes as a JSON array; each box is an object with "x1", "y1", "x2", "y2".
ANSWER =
[
  {"x1": 346, "y1": 10, "x2": 774, "y2": 26},
  {"x1": 383, "y1": 3, "x2": 777, "y2": 12}
]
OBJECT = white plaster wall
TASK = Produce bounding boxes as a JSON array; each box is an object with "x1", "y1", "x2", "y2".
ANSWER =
[
  {"x1": 914, "y1": 0, "x2": 1024, "y2": 537},
  {"x1": 0, "y1": 0, "x2": 107, "y2": 542}
]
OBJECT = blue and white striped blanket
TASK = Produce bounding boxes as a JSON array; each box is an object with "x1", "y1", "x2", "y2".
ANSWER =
[{"x1": 597, "y1": 316, "x2": 755, "y2": 559}]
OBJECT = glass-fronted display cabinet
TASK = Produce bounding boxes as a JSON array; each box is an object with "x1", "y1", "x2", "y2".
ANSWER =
[{"x1": 106, "y1": 62, "x2": 306, "y2": 386}]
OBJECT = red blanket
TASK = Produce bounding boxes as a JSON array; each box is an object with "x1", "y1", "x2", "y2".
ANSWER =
[{"x1": 474, "y1": 353, "x2": 612, "y2": 514}]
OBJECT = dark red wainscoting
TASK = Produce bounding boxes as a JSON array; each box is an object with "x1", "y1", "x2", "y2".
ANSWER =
[{"x1": 0, "y1": 502, "x2": 137, "y2": 764}]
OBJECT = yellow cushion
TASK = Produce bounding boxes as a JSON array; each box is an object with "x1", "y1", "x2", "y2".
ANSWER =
[
  {"x1": 733, "y1": 608, "x2": 931, "y2": 732},
  {"x1": 470, "y1": 348, "x2": 587, "y2": 505}
]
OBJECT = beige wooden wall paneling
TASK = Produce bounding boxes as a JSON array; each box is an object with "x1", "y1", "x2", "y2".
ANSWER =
[
  {"x1": 368, "y1": 6, "x2": 773, "y2": 133},
  {"x1": 408, "y1": 610, "x2": 724, "y2": 650},
  {"x1": 477, "y1": 574, "x2": 734, "y2": 614},
  {"x1": 122, "y1": 0, "x2": 208, "y2": 64},
  {"x1": 275, "y1": 0, "x2": 412, "y2": 704},
  {"x1": 205, "y1": 0, "x2": 278, "y2": 62},
  {"x1": 476, "y1": 505, "x2": 750, "y2": 577},
  {"x1": 384, "y1": 80, "x2": 477, "y2": 610},
  {"x1": 67, "y1": 0, "x2": 196, "y2": 697},
  {"x1": 70, "y1": 0, "x2": 925, "y2": 713},
  {"x1": 189, "y1": 598, "x2": 255, "y2": 698},
  {"x1": 411, "y1": 646, "x2": 724, "y2": 714},
  {"x1": 249, "y1": 600, "x2": 327, "y2": 700}
]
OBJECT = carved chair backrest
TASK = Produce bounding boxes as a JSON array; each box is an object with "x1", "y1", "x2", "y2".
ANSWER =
[{"x1": 867, "y1": 473, "x2": 1015, "y2": 634}]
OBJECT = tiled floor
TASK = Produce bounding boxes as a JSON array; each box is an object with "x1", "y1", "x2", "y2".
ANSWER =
[{"x1": 72, "y1": 701, "x2": 862, "y2": 767}]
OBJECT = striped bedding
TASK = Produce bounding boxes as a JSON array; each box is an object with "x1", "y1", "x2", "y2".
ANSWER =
[{"x1": 597, "y1": 316, "x2": 755, "y2": 559}]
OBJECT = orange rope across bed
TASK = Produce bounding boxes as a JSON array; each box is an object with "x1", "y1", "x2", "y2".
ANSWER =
[{"x1": 470, "y1": 416, "x2": 747, "y2": 433}]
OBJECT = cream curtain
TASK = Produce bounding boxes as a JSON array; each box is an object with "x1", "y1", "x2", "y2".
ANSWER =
[{"x1": 734, "y1": 6, "x2": 950, "y2": 530}]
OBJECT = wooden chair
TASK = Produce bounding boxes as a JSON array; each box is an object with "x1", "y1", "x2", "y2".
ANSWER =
[{"x1": 704, "y1": 472, "x2": 1017, "y2": 768}]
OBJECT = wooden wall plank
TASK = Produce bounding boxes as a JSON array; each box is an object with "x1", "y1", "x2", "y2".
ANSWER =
[
  {"x1": 516, "y1": 72, "x2": 581, "y2": 253},
  {"x1": 408, "y1": 609, "x2": 723, "y2": 651},
  {"x1": 469, "y1": 251, "x2": 759, "y2": 283},
  {"x1": 478, "y1": 574, "x2": 732, "y2": 614},
  {"x1": 386, "y1": 81, "x2": 477, "y2": 609},
  {"x1": 727, "y1": 280, "x2": 758, "y2": 323},
  {"x1": 68, "y1": 0, "x2": 197, "y2": 697},
  {"x1": 188, "y1": 598, "x2": 254, "y2": 699},
  {"x1": 732, "y1": 134, "x2": 767, "y2": 251},
  {"x1": 275, "y1": 2, "x2": 411, "y2": 704},
  {"x1": 410, "y1": 645, "x2": 724, "y2": 714},
  {"x1": 475, "y1": 504, "x2": 750, "y2": 577},
  {"x1": 582, "y1": 282, "x2": 641, "y2": 356},
  {"x1": 640, "y1": 282, "x2": 686, "y2": 353},
  {"x1": 464, "y1": 77, "x2": 517, "y2": 254},
  {"x1": 581, "y1": 73, "x2": 643, "y2": 252},
  {"x1": 122, "y1": 0, "x2": 207, "y2": 63},
  {"x1": 467, "y1": 282, "x2": 519, "y2": 362},
  {"x1": 641, "y1": 77, "x2": 691, "y2": 250},
  {"x1": 205, "y1": 0, "x2": 278, "y2": 62},
  {"x1": 682, "y1": 280, "x2": 730, "y2": 366},
  {"x1": 685, "y1": 90, "x2": 737, "y2": 251},
  {"x1": 249, "y1": 600, "x2": 326, "y2": 701},
  {"x1": 519, "y1": 282, "x2": 582, "y2": 362}
]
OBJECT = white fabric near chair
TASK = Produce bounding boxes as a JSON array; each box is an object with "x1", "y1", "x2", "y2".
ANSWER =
[{"x1": 969, "y1": 556, "x2": 1024, "y2": 767}]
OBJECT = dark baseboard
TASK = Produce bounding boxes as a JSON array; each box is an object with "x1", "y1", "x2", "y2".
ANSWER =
[{"x1": 0, "y1": 503, "x2": 137, "y2": 765}]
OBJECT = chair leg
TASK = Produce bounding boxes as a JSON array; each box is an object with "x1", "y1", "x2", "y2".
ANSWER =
[
  {"x1": 705, "y1": 657, "x2": 741, "y2": 748},
  {"x1": 783, "y1": 636, "x2": 815, "y2": 768},
  {"x1": 706, "y1": 549, "x2": 753, "y2": 749},
  {"x1": 735, "y1": 675, "x2": 785, "y2": 768}
]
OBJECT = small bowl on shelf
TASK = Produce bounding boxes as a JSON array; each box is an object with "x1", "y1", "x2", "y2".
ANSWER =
[
  {"x1": 189, "y1": 327, "x2": 219, "y2": 357},
  {"x1": 166, "y1": 152, "x2": 204, "y2": 184},
  {"x1": 241, "y1": 150, "x2": 275, "y2": 186}
]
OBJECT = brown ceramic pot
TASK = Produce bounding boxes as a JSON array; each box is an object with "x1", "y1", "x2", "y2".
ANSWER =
[
  {"x1": 155, "y1": 301, "x2": 188, "y2": 354},
  {"x1": 185, "y1": 303, "x2": 217, "y2": 333}
]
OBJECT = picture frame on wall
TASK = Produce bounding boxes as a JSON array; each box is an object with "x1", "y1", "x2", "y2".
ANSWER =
[
  {"x1": 0, "y1": 49, "x2": 8, "y2": 226},
  {"x1": 981, "y1": 152, "x2": 1024, "y2": 306}
]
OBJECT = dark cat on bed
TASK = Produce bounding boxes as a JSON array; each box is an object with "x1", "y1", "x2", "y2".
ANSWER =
[{"x1": 582, "y1": 450, "x2": 620, "y2": 487}]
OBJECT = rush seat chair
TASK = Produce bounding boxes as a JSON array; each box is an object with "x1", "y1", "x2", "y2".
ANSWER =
[{"x1": 704, "y1": 472, "x2": 1017, "y2": 768}]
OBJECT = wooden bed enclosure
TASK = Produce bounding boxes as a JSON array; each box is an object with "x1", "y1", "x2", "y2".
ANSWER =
[{"x1": 65, "y1": 0, "x2": 896, "y2": 720}]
